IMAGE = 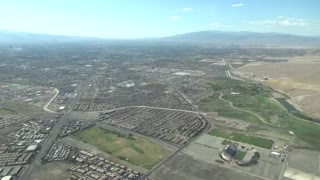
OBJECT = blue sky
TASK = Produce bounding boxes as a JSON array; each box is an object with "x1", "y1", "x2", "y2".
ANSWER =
[{"x1": 0, "y1": 0, "x2": 319, "y2": 38}]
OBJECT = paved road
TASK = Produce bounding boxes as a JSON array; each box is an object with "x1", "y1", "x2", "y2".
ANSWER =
[
  {"x1": 94, "y1": 87, "x2": 211, "y2": 180},
  {"x1": 42, "y1": 88, "x2": 59, "y2": 113},
  {"x1": 21, "y1": 82, "x2": 87, "y2": 180},
  {"x1": 223, "y1": 58, "x2": 233, "y2": 69},
  {"x1": 225, "y1": 69, "x2": 244, "y2": 81},
  {"x1": 278, "y1": 155, "x2": 288, "y2": 180},
  {"x1": 223, "y1": 58, "x2": 244, "y2": 81},
  {"x1": 91, "y1": 105, "x2": 203, "y2": 114},
  {"x1": 141, "y1": 85, "x2": 211, "y2": 179}
]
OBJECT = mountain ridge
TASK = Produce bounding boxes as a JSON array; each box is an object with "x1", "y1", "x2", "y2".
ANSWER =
[
  {"x1": 163, "y1": 31, "x2": 320, "y2": 47},
  {"x1": 0, "y1": 30, "x2": 319, "y2": 47},
  {"x1": 0, "y1": 30, "x2": 103, "y2": 43}
]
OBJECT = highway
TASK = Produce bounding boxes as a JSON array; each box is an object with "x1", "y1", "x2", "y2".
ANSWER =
[
  {"x1": 225, "y1": 69, "x2": 244, "y2": 81},
  {"x1": 21, "y1": 74, "x2": 211, "y2": 180},
  {"x1": 223, "y1": 58, "x2": 244, "y2": 81},
  {"x1": 21, "y1": 82, "x2": 88, "y2": 180}
]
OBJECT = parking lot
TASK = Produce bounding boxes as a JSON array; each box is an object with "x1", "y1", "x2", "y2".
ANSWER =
[
  {"x1": 181, "y1": 134, "x2": 284, "y2": 180},
  {"x1": 150, "y1": 153, "x2": 264, "y2": 180},
  {"x1": 285, "y1": 149, "x2": 320, "y2": 177}
]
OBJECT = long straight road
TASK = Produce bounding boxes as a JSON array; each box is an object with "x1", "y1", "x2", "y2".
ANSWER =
[
  {"x1": 91, "y1": 105, "x2": 203, "y2": 114},
  {"x1": 21, "y1": 81, "x2": 89, "y2": 180}
]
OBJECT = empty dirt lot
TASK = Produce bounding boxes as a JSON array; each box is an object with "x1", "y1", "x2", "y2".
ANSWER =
[
  {"x1": 234, "y1": 55, "x2": 320, "y2": 119},
  {"x1": 183, "y1": 135, "x2": 283, "y2": 180},
  {"x1": 29, "y1": 162, "x2": 72, "y2": 180},
  {"x1": 151, "y1": 153, "x2": 266, "y2": 180},
  {"x1": 286, "y1": 149, "x2": 320, "y2": 176}
]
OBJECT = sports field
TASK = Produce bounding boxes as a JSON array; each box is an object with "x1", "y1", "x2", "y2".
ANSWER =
[{"x1": 72, "y1": 126, "x2": 171, "y2": 169}]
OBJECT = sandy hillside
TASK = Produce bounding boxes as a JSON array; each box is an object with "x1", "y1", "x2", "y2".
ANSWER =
[{"x1": 233, "y1": 55, "x2": 320, "y2": 119}]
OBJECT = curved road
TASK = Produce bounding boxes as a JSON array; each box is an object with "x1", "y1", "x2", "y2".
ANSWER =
[{"x1": 43, "y1": 88, "x2": 59, "y2": 113}]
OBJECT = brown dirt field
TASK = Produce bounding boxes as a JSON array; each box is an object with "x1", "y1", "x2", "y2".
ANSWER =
[
  {"x1": 68, "y1": 111, "x2": 99, "y2": 121},
  {"x1": 0, "y1": 100, "x2": 50, "y2": 117},
  {"x1": 233, "y1": 55, "x2": 320, "y2": 119},
  {"x1": 29, "y1": 162, "x2": 72, "y2": 180}
]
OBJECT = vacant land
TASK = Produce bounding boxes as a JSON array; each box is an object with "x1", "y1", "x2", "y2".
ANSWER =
[
  {"x1": 286, "y1": 149, "x2": 320, "y2": 176},
  {"x1": 72, "y1": 126, "x2": 171, "y2": 169},
  {"x1": 224, "y1": 93, "x2": 285, "y2": 124},
  {"x1": 234, "y1": 55, "x2": 320, "y2": 119},
  {"x1": 182, "y1": 134, "x2": 284, "y2": 180},
  {"x1": 199, "y1": 93, "x2": 261, "y2": 124},
  {"x1": 0, "y1": 107, "x2": 17, "y2": 115},
  {"x1": 205, "y1": 77, "x2": 272, "y2": 96},
  {"x1": 0, "y1": 100, "x2": 48, "y2": 116},
  {"x1": 201, "y1": 77, "x2": 320, "y2": 149},
  {"x1": 223, "y1": 88, "x2": 320, "y2": 148},
  {"x1": 199, "y1": 78, "x2": 272, "y2": 125},
  {"x1": 151, "y1": 153, "x2": 265, "y2": 180},
  {"x1": 208, "y1": 128, "x2": 273, "y2": 149},
  {"x1": 29, "y1": 162, "x2": 72, "y2": 180}
]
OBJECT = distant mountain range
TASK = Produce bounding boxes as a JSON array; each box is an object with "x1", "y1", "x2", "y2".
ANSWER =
[
  {"x1": 0, "y1": 30, "x2": 319, "y2": 47},
  {"x1": 163, "y1": 31, "x2": 320, "y2": 47},
  {"x1": 0, "y1": 30, "x2": 102, "y2": 43}
]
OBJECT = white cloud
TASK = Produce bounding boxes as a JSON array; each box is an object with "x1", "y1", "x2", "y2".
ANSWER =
[
  {"x1": 210, "y1": 22, "x2": 221, "y2": 27},
  {"x1": 245, "y1": 17, "x2": 310, "y2": 27},
  {"x1": 181, "y1": 8, "x2": 192, "y2": 12},
  {"x1": 168, "y1": 16, "x2": 181, "y2": 20},
  {"x1": 232, "y1": 3, "x2": 244, "y2": 7}
]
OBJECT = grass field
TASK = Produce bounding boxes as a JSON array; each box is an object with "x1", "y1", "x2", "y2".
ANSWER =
[
  {"x1": 233, "y1": 151, "x2": 247, "y2": 161},
  {"x1": 72, "y1": 126, "x2": 171, "y2": 169},
  {"x1": 224, "y1": 94, "x2": 283, "y2": 124},
  {"x1": 199, "y1": 93, "x2": 261, "y2": 124},
  {"x1": 208, "y1": 128, "x2": 273, "y2": 149},
  {"x1": 223, "y1": 90, "x2": 320, "y2": 148},
  {"x1": 0, "y1": 107, "x2": 17, "y2": 115},
  {"x1": 205, "y1": 77, "x2": 272, "y2": 96},
  {"x1": 201, "y1": 77, "x2": 320, "y2": 149}
]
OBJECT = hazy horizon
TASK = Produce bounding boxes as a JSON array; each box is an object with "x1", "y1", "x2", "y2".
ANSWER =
[
  {"x1": 1, "y1": 29, "x2": 320, "y2": 40},
  {"x1": 1, "y1": 0, "x2": 320, "y2": 38}
]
